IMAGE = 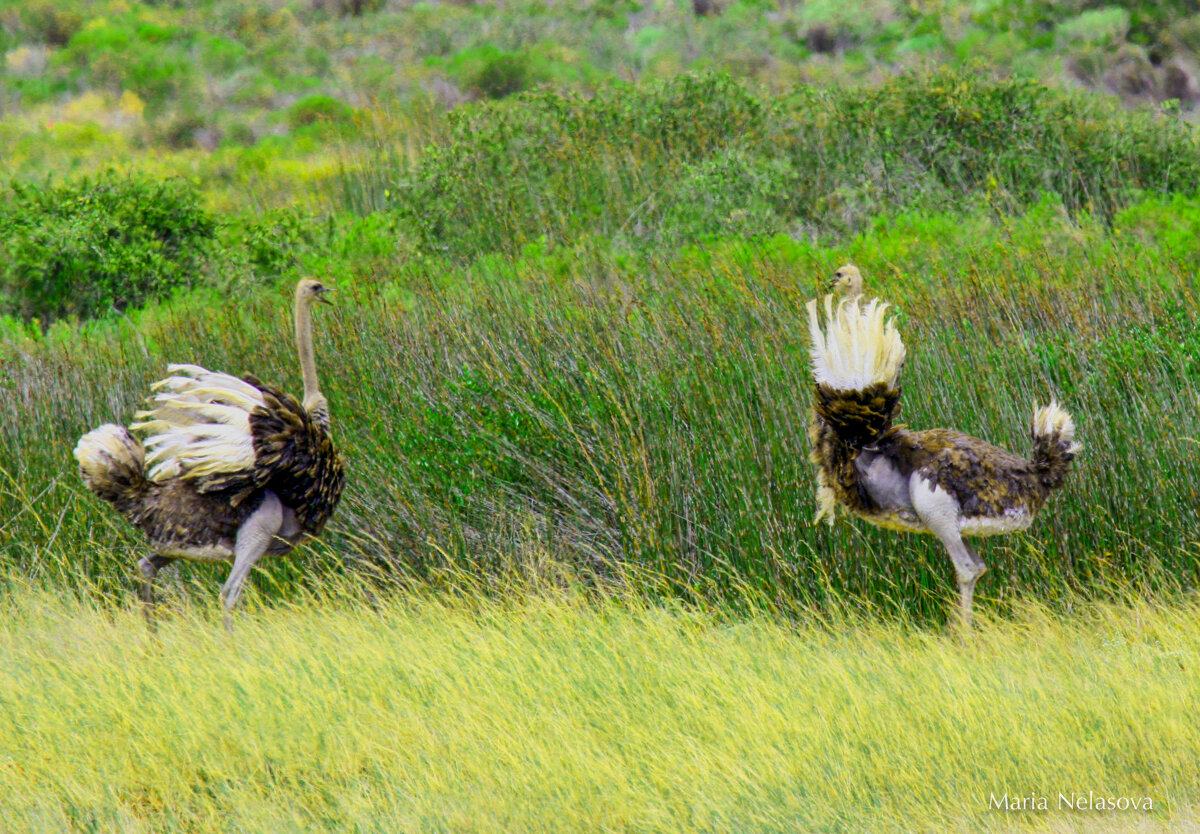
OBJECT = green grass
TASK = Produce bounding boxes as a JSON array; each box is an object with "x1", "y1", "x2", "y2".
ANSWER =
[
  {"x1": 0, "y1": 584, "x2": 1195, "y2": 832},
  {"x1": 374, "y1": 71, "x2": 1200, "y2": 257},
  {"x1": 3, "y1": 216, "x2": 1198, "y2": 620}
]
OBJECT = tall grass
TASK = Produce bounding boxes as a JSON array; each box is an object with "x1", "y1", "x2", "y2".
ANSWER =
[
  {"x1": 0, "y1": 584, "x2": 1195, "y2": 832},
  {"x1": 3, "y1": 73, "x2": 1198, "y2": 620},
  {"x1": 3, "y1": 205, "x2": 1197, "y2": 620}
]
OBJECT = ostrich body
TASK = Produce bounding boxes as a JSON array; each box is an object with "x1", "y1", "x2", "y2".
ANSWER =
[
  {"x1": 74, "y1": 279, "x2": 345, "y2": 623},
  {"x1": 806, "y1": 295, "x2": 1080, "y2": 624}
]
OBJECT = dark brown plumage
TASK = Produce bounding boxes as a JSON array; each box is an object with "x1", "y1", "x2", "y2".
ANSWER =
[
  {"x1": 873, "y1": 428, "x2": 1065, "y2": 519},
  {"x1": 189, "y1": 375, "x2": 345, "y2": 534}
]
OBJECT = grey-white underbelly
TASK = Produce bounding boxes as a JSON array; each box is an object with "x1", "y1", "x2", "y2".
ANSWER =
[{"x1": 854, "y1": 454, "x2": 1033, "y2": 538}]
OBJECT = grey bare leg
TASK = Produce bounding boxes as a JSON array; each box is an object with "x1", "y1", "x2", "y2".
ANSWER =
[
  {"x1": 220, "y1": 492, "x2": 284, "y2": 632},
  {"x1": 137, "y1": 553, "x2": 176, "y2": 631},
  {"x1": 910, "y1": 476, "x2": 987, "y2": 628},
  {"x1": 948, "y1": 540, "x2": 987, "y2": 627},
  {"x1": 138, "y1": 553, "x2": 176, "y2": 606}
]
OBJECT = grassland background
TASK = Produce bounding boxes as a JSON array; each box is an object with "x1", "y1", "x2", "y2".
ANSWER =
[{"x1": 2, "y1": 1, "x2": 1200, "y2": 831}]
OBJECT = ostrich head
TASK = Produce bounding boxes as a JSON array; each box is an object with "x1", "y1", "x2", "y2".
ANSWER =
[
  {"x1": 296, "y1": 277, "x2": 334, "y2": 307},
  {"x1": 829, "y1": 264, "x2": 864, "y2": 300}
]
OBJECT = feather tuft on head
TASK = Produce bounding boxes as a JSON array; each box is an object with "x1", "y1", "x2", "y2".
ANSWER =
[{"x1": 1032, "y1": 401, "x2": 1082, "y2": 456}]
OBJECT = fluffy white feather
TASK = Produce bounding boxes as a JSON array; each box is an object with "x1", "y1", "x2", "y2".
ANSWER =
[
  {"x1": 1032, "y1": 400, "x2": 1082, "y2": 455},
  {"x1": 73, "y1": 424, "x2": 143, "y2": 483},
  {"x1": 807, "y1": 295, "x2": 906, "y2": 390},
  {"x1": 131, "y1": 365, "x2": 265, "y2": 483}
]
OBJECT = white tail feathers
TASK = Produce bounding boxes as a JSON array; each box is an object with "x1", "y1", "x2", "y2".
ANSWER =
[
  {"x1": 74, "y1": 424, "x2": 145, "y2": 494},
  {"x1": 807, "y1": 295, "x2": 906, "y2": 390},
  {"x1": 1033, "y1": 401, "x2": 1083, "y2": 455},
  {"x1": 130, "y1": 364, "x2": 264, "y2": 483}
]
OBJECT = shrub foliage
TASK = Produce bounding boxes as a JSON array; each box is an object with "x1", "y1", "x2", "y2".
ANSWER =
[
  {"x1": 387, "y1": 69, "x2": 1200, "y2": 258},
  {"x1": 0, "y1": 174, "x2": 216, "y2": 322}
]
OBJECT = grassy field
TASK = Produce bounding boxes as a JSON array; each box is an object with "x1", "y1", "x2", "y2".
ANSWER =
[
  {"x1": 1, "y1": 584, "x2": 1196, "y2": 832},
  {"x1": 3, "y1": 207, "x2": 1198, "y2": 619},
  {"x1": 3, "y1": 4, "x2": 1200, "y2": 831}
]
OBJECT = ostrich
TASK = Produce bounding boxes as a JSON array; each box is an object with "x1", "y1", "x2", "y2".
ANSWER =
[
  {"x1": 806, "y1": 294, "x2": 1080, "y2": 625},
  {"x1": 74, "y1": 278, "x2": 346, "y2": 626}
]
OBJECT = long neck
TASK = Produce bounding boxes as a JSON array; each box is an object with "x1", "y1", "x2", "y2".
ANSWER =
[{"x1": 294, "y1": 293, "x2": 323, "y2": 413}]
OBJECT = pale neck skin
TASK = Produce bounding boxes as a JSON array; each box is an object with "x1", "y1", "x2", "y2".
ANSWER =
[{"x1": 293, "y1": 287, "x2": 327, "y2": 418}]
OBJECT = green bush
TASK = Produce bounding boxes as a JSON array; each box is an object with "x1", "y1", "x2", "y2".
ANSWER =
[
  {"x1": 56, "y1": 19, "x2": 197, "y2": 107},
  {"x1": 805, "y1": 68, "x2": 1200, "y2": 225},
  {"x1": 12, "y1": 0, "x2": 84, "y2": 46},
  {"x1": 155, "y1": 111, "x2": 209, "y2": 149},
  {"x1": 990, "y1": 0, "x2": 1197, "y2": 49},
  {"x1": 432, "y1": 45, "x2": 547, "y2": 101},
  {"x1": 470, "y1": 49, "x2": 533, "y2": 100},
  {"x1": 390, "y1": 73, "x2": 770, "y2": 256},
  {"x1": 228, "y1": 207, "x2": 325, "y2": 279},
  {"x1": 380, "y1": 69, "x2": 1200, "y2": 259},
  {"x1": 287, "y1": 94, "x2": 357, "y2": 129},
  {"x1": 0, "y1": 174, "x2": 216, "y2": 323},
  {"x1": 659, "y1": 149, "x2": 799, "y2": 242}
]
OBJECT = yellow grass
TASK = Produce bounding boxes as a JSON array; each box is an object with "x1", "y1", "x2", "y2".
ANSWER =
[{"x1": 1, "y1": 584, "x2": 1197, "y2": 832}]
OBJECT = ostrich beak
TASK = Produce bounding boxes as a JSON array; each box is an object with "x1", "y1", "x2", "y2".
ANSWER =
[{"x1": 317, "y1": 287, "x2": 334, "y2": 305}]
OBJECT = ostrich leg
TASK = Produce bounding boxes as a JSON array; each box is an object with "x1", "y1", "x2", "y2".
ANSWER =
[
  {"x1": 137, "y1": 553, "x2": 176, "y2": 606},
  {"x1": 220, "y1": 492, "x2": 284, "y2": 632},
  {"x1": 910, "y1": 476, "x2": 988, "y2": 627},
  {"x1": 138, "y1": 553, "x2": 177, "y2": 630},
  {"x1": 947, "y1": 541, "x2": 988, "y2": 627}
]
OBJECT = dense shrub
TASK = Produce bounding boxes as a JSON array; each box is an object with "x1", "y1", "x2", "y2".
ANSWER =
[
  {"x1": 0, "y1": 174, "x2": 216, "y2": 323},
  {"x1": 56, "y1": 19, "x2": 197, "y2": 106},
  {"x1": 991, "y1": 0, "x2": 1199, "y2": 49},
  {"x1": 288, "y1": 94, "x2": 357, "y2": 129},
  {"x1": 228, "y1": 207, "x2": 328, "y2": 279},
  {"x1": 806, "y1": 68, "x2": 1200, "y2": 225},
  {"x1": 384, "y1": 69, "x2": 1200, "y2": 258},
  {"x1": 390, "y1": 73, "x2": 771, "y2": 256},
  {"x1": 659, "y1": 149, "x2": 799, "y2": 242},
  {"x1": 430, "y1": 44, "x2": 564, "y2": 101},
  {"x1": 471, "y1": 49, "x2": 532, "y2": 100},
  {"x1": 9, "y1": 1, "x2": 84, "y2": 46}
]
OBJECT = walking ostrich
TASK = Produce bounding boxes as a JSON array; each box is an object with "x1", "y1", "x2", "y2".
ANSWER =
[
  {"x1": 74, "y1": 278, "x2": 346, "y2": 626},
  {"x1": 806, "y1": 294, "x2": 1080, "y2": 625}
]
